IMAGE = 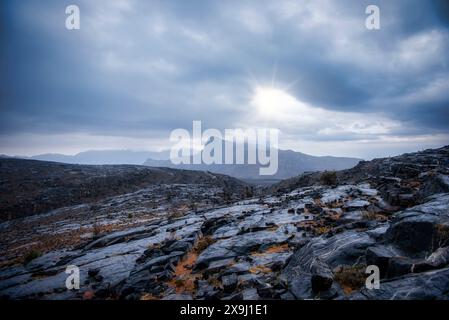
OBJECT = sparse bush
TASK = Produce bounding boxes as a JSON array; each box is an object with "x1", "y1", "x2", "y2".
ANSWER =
[
  {"x1": 314, "y1": 226, "x2": 331, "y2": 235},
  {"x1": 194, "y1": 236, "x2": 216, "y2": 253},
  {"x1": 174, "y1": 279, "x2": 185, "y2": 287},
  {"x1": 23, "y1": 249, "x2": 42, "y2": 265},
  {"x1": 320, "y1": 171, "x2": 337, "y2": 186},
  {"x1": 222, "y1": 187, "x2": 233, "y2": 203},
  {"x1": 244, "y1": 186, "x2": 254, "y2": 198},
  {"x1": 92, "y1": 223, "x2": 102, "y2": 237},
  {"x1": 334, "y1": 265, "x2": 366, "y2": 294}
]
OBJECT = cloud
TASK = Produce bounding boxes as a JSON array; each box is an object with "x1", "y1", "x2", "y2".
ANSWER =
[{"x1": 0, "y1": 0, "x2": 448, "y2": 158}]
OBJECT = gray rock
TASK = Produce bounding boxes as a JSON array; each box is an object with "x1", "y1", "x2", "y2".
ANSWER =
[
  {"x1": 426, "y1": 246, "x2": 449, "y2": 268},
  {"x1": 352, "y1": 267, "x2": 449, "y2": 300},
  {"x1": 365, "y1": 245, "x2": 403, "y2": 278},
  {"x1": 310, "y1": 258, "x2": 333, "y2": 292},
  {"x1": 221, "y1": 274, "x2": 238, "y2": 293},
  {"x1": 385, "y1": 194, "x2": 449, "y2": 255},
  {"x1": 162, "y1": 293, "x2": 193, "y2": 300}
]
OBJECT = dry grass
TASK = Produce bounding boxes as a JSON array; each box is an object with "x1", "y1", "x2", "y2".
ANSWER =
[
  {"x1": 361, "y1": 211, "x2": 388, "y2": 221},
  {"x1": 167, "y1": 252, "x2": 200, "y2": 293},
  {"x1": 165, "y1": 235, "x2": 217, "y2": 294},
  {"x1": 334, "y1": 265, "x2": 366, "y2": 295},
  {"x1": 252, "y1": 243, "x2": 289, "y2": 256},
  {"x1": 315, "y1": 226, "x2": 332, "y2": 235},
  {"x1": 193, "y1": 235, "x2": 216, "y2": 253},
  {"x1": 361, "y1": 211, "x2": 378, "y2": 220},
  {"x1": 140, "y1": 293, "x2": 159, "y2": 300},
  {"x1": 249, "y1": 265, "x2": 272, "y2": 274}
]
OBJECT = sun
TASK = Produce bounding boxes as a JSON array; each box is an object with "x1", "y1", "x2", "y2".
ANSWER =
[{"x1": 250, "y1": 86, "x2": 298, "y2": 119}]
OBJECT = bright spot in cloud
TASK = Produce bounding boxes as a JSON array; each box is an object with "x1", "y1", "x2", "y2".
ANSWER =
[{"x1": 248, "y1": 85, "x2": 401, "y2": 139}]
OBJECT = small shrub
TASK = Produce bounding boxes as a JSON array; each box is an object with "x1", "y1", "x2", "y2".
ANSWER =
[
  {"x1": 334, "y1": 265, "x2": 366, "y2": 294},
  {"x1": 314, "y1": 226, "x2": 331, "y2": 235},
  {"x1": 23, "y1": 250, "x2": 42, "y2": 265},
  {"x1": 244, "y1": 186, "x2": 254, "y2": 198},
  {"x1": 320, "y1": 171, "x2": 337, "y2": 186},
  {"x1": 194, "y1": 236, "x2": 216, "y2": 253},
  {"x1": 92, "y1": 223, "x2": 102, "y2": 237},
  {"x1": 128, "y1": 213, "x2": 133, "y2": 219},
  {"x1": 174, "y1": 279, "x2": 185, "y2": 287}
]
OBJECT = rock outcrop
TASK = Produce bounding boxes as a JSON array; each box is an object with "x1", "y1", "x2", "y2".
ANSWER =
[{"x1": 1, "y1": 146, "x2": 448, "y2": 300}]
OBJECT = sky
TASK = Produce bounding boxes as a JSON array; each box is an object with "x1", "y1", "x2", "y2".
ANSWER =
[{"x1": 1, "y1": 0, "x2": 449, "y2": 159}]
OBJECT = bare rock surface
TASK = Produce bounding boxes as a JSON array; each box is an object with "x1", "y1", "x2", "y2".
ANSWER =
[{"x1": 1, "y1": 146, "x2": 449, "y2": 300}]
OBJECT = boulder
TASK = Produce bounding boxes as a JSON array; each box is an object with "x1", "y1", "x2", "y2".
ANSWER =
[
  {"x1": 385, "y1": 194, "x2": 449, "y2": 255},
  {"x1": 310, "y1": 258, "x2": 333, "y2": 292},
  {"x1": 365, "y1": 245, "x2": 403, "y2": 278}
]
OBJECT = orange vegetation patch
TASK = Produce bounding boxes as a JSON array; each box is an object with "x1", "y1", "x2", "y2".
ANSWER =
[
  {"x1": 193, "y1": 236, "x2": 216, "y2": 253},
  {"x1": 266, "y1": 226, "x2": 279, "y2": 232},
  {"x1": 167, "y1": 252, "x2": 200, "y2": 293},
  {"x1": 249, "y1": 265, "x2": 272, "y2": 274},
  {"x1": 315, "y1": 226, "x2": 331, "y2": 235},
  {"x1": 1, "y1": 219, "x2": 151, "y2": 267},
  {"x1": 252, "y1": 243, "x2": 289, "y2": 256},
  {"x1": 140, "y1": 293, "x2": 160, "y2": 300},
  {"x1": 334, "y1": 265, "x2": 366, "y2": 295}
]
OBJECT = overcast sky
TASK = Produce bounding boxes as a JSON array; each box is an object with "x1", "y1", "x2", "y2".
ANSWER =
[{"x1": 1, "y1": 0, "x2": 449, "y2": 159}]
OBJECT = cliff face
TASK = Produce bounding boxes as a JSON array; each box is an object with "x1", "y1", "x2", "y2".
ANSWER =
[{"x1": 0, "y1": 146, "x2": 449, "y2": 300}]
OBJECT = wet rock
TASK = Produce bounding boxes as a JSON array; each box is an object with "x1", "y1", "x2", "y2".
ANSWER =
[
  {"x1": 385, "y1": 194, "x2": 449, "y2": 254},
  {"x1": 241, "y1": 288, "x2": 259, "y2": 300},
  {"x1": 88, "y1": 268, "x2": 100, "y2": 277},
  {"x1": 162, "y1": 293, "x2": 193, "y2": 300},
  {"x1": 352, "y1": 267, "x2": 449, "y2": 300},
  {"x1": 221, "y1": 274, "x2": 238, "y2": 293},
  {"x1": 166, "y1": 241, "x2": 192, "y2": 253},
  {"x1": 397, "y1": 194, "x2": 417, "y2": 207},
  {"x1": 222, "y1": 292, "x2": 243, "y2": 300},
  {"x1": 382, "y1": 257, "x2": 411, "y2": 279},
  {"x1": 283, "y1": 230, "x2": 376, "y2": 283},
  {"x1": 344, "y1": 199, "x2": 370, "y2": 211},
  {"x1": 418, "y1": 174, "x2": 449, "y2": 200},
  {"x1": 310, "y1": 259, "x2": 333, "y2": 292},
  {"x1": 289, "y1": 275, "x2": 312, "y2": 299},
  {"x1": 426, "y1": 246, "x2": 449, "y2": 268},
  {"x1": 365, "y1": 245, "x2": 403, "y2": 278}
]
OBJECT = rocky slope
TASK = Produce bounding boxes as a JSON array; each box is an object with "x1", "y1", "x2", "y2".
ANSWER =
[
  {"x1": 0, "y1": 146, "x2": 449, "y2": 300},
  {"x1": 0, "y1": 159, "x2": 248, "y2": 221}
]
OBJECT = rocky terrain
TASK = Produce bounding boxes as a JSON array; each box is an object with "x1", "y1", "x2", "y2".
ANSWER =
[
  {"x1": 1, "y1": 146, "x2": 449, "y2": 300},
  {"x1": 0, "y1": 159, "x2": 248, "y2": 221}
]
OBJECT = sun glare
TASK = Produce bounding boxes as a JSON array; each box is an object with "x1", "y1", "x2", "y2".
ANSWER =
[{"x1": 251, "y1": 86, "x2": 298, "y2": 119}]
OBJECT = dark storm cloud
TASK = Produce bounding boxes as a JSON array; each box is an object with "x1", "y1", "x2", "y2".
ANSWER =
[{"x1": 1, "y1": 0, "x2": 449, "y2": 151}]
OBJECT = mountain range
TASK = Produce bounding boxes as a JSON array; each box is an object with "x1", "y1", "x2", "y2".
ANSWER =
[
  {"x1": 144, "y1": 148, "x2": 362, "y2": 182},
  {"x1": 6, "y1": 147, "x2": 362, "y2": 182}
]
